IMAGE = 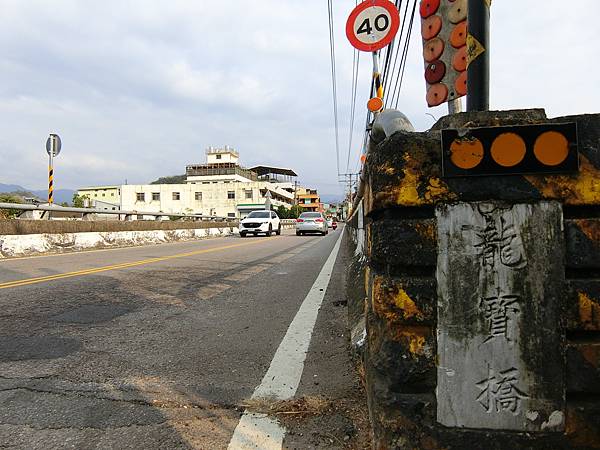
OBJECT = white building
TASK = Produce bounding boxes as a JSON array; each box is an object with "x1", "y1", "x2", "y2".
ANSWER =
[{"x1": 78, "y1": 147, "x2": 298, "y2": 218}]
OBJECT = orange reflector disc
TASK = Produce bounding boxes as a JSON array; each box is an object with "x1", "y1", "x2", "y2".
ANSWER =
[
  {"x1": 367, "y1": 97, "x2": 384, "y2": 112},
  {"x1": 360, "y1": 154, "x2": 367, "y2": 164},
  {"x1": 449, "y1": 138, "x2": 484, "y2": 169},
  {"x1": 534, "y1": 131, "x2": 569, "y2": 166},
  {"x1": 490, "y1": 132, "x2": 526, "y2": 167}
]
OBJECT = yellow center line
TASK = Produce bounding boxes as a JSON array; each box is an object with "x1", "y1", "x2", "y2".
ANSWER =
[{"x1": 0, "y1": 239, "x2": 267, "y2": 290}]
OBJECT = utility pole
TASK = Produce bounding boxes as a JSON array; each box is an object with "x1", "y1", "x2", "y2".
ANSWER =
[
  {"x1": 293, "y1": 180, "x2": 298, "y2": 205},
  {"x1": 466, "y1": 0, "x2": 490, "y2": 111}
]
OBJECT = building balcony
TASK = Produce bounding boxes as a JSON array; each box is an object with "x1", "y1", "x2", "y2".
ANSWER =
[{"x1": 185, "y1": 163, "x2": 258, "y2": 181}]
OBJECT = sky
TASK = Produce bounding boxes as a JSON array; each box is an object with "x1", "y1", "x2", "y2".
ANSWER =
[{"x1": 0, "y1": 0, "x2": 598, "y2": 198}]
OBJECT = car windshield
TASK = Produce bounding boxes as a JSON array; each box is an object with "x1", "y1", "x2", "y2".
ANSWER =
[
  {"x1": 246, "y1": 211, "x2": 270, "y2": 218},
  {"x1": 299, "y1": 212, "x2": 322, "y2": 218}
]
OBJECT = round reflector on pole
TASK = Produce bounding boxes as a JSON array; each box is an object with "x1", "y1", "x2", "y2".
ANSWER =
[{"x1": 367, "y1": 96, "x2": 384, "y2": 112}]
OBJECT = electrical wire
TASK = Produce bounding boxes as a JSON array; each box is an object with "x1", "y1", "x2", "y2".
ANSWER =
[
  {"x1": 381, "y1": 0, "x2": 403, "y2": 106},
  {"x1": 327, "y1": 0, "x2": 341, "y2": 176},
  {"x1": 388, "y1": 0, "x2": 416, "y2": 107},
  {"x1": 344, "y1": 0, "x2": 360, "y2": 176},
  {"x1": 346, "y1": 49, "x2": 360, "y2": 173},
  {"x1": 393, "y1": 0, "x2": 417, "y2": 108}
]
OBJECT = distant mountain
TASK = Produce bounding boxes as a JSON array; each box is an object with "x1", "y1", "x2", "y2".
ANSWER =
[
  {"x1": 0, "y1": 183, "x2": 75, "y2": 205},
  {"x1": 0, "y1": 183, "x2": 26, "y2": 193},
  {"x1": 319, "y1": 194, "x2": 344, "y2": 204},
  {"x1": 31, "y1": 189, "x2": 76, "y2": 205}
]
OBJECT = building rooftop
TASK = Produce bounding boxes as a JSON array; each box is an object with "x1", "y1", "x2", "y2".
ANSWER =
[
  {"x1": 206, "y1": 145, "x2": 239, "y2": 157},
  {"x1": 249, "y1": 166, "x2": 298, "y2": 177}
]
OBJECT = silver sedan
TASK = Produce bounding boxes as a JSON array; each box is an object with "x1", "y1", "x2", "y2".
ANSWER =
[{"x1": 295, "y1": 212, "x2": 328, "y2": 236}]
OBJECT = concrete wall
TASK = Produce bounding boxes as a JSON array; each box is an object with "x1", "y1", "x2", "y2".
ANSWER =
[
  {"x1": 347, "y1": 110, "x2": 600, "y2": 449},
  {"x1": 0, "y1": 225, "x2": 239, "y2": 259},
  {"x1": 0, "y1": 220, "x2": 234, "y2": 236}
]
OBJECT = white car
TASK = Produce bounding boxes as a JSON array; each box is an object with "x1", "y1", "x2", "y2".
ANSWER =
[{"x1": 239, "y1": 210, "x2": 281, "y2": 237}]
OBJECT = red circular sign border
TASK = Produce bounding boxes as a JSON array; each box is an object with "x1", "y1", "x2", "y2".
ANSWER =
[{"x1": 346, "y1": 0, "x2": 401, "y2": 52}]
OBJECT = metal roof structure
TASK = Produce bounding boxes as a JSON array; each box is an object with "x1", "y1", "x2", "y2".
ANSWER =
[{"x1": 249, "y1": 166, "x2": 298, "y2": 177}]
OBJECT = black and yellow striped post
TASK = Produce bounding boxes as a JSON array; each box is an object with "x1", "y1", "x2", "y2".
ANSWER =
[
  {"x1": 48, "y1": 160, "x2": 54, "y2": 204},
  {"x1": 45, "y1": 133, "x2": 61, "y2": 205},
  {"x1": 367, "y1": 52, "x2": 385, "y2": 113}
]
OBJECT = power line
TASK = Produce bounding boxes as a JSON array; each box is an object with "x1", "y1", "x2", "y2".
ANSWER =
[
  {"x1": 381, "y1": 0, "x2": 403, "y2": 105},
  {"x1": 327, "y1": 0, "x2": 341, "y2": 177},
  {"x1": 394, "y1": 0, "x2": 417, "y2": 108},
  {"x1": 345, "y1": 0, "x2": 360, "y2": 174},
  {"x1": 388, "y1": 0, "x2": 416, "y2": 107},
  {"x1": 346, "y1": 48, "x2": 360, "y2": 173}
]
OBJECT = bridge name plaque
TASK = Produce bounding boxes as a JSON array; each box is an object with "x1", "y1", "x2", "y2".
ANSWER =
[{"x1": 436, "y1": 201, "x2": 565, "y2": 432}]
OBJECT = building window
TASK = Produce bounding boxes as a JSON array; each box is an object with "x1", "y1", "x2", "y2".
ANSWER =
[
  {"x1": 227, "y1": 213, "x2": 236, "y2": 218},
  {"x1": 173, "y1": 192, "x2": 181, "y2": 201},
  {"x1": 136, "y1": 192, "x2": 145, "y2": 202},
  {"x1": 227, "y1": 191, "x2": 235, "y2": 199},
  {"x1": 202, "y1": 181, "x2": 210, "y2": 184},
  {"x1": 216, "y1": 154, "x2": 222, "y2": 159},
  {"x1": 102, "y1": 193, "x2": 105, "y2": 197},
  {"x1": 245, "y1": 190, "x2": 253, "y2": 199},
  {"x1": 195, "y1": 192, "x2": 203, "y2": 201},
  {"x1": 152, "y1": 192, "x2": 160, "y2": 201}
]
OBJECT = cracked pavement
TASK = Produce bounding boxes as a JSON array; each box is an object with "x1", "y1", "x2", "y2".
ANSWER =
[{"x1": 0, "y1": 230, "x2": 367, "y2": 449}]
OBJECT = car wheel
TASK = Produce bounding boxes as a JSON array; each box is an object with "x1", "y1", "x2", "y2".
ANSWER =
[
  {"x1": 240, "y1": 232, "x2": 247, "y2": 238},
  {"x1": 253, "y1": 232, "x2": 257, "y2": 236},
  {"x1": 276, "y1": 225, "x2": 281, "y2": 236},
  {"x1": 266, "y1": 224, "x2": 272, "y2": 237},
  {"x1": 296, "y1": 231, "x2": 301, "y2": 236}
]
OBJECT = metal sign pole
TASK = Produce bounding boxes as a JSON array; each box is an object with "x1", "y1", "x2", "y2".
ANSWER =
[
  {"x1": 466, "y1": 0, "x2": 490, "y2": 111},
  {"x1": 45, "y1": 134, "x2": 61, "y2": 205}
]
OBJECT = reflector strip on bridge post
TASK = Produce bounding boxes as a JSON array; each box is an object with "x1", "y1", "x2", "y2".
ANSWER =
[{"x1": 441, "y1": 123, "x2": 579, "y2": 178}]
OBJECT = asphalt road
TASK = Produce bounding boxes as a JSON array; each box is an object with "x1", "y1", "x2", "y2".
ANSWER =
[{"x1": 0, "y1": 227, "x2": 367, "y2": 449}]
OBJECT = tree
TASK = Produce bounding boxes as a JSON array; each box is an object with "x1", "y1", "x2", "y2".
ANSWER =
[
  {"x1": 0, "y1": 194, "x2": 21, "y2": 219},
  {"x1": 289, "y1": 205, "x2": 303, "y2": 219},
  {"x1": 72, "y1": 193, "x2": 90, "y2": 208},
  {"x1": 150, "y1": 175, "x2": 186, "y2": 184},
  {"x1": 276, "y1": 205, "x2": 290, "y2": 219}
]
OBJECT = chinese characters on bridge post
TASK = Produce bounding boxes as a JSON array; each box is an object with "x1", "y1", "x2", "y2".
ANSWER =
[{"x1": 436, "y1": 202, "x2": 565, "y2": 431}]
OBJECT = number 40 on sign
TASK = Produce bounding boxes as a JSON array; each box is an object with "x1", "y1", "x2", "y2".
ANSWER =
[{"x1": 346, "y1": 0, "x2": 400, "y2": 52}]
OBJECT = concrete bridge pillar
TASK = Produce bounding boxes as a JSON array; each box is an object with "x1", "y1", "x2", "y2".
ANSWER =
[{"x1": 349, "y1": 109, "x2": 600, "y2": 449}]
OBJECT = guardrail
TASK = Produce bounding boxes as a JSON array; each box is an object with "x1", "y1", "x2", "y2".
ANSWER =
[
  {"x1": 0, "y1": 202, "x2": 234, "y2": 222},
  {"x1": 0, "y1": 203, "x2": 304, "y2": 225}
]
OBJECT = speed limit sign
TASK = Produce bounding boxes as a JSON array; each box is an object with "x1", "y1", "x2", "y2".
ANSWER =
[{"x1": 346, "y1": 0, "x2": 400, "y2": 52}]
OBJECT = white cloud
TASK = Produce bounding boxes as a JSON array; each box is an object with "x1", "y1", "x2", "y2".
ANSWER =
[{"x1": 0, "y1": 0, "x2": 598, "y2": 197}]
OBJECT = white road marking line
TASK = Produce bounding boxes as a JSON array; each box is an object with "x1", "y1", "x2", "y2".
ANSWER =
[{"x1": 227, "y1": 231, "x2": 344, "y2": 450}]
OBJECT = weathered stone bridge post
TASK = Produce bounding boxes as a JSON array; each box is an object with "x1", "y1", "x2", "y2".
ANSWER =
[{"x1": 347, "y1": 109, "x2": 600, "y2": 449}]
